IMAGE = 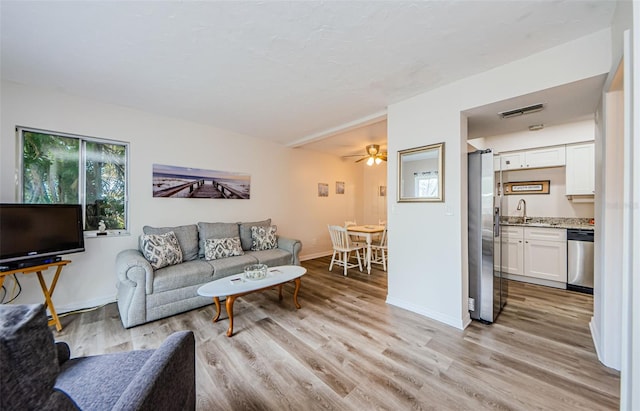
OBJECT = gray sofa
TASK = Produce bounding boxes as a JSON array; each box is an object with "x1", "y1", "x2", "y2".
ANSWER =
[
  {"x1": 0, "y1": 304, "x2": 195, "y2": 411},
  {"x1": 116, "y1": 219, "x2": 302, "y2": 328}
]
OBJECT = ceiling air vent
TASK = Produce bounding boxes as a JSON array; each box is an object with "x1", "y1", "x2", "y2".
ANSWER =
[{"x1": 498, "y1": 103, "x2": 544, "y2": 119}]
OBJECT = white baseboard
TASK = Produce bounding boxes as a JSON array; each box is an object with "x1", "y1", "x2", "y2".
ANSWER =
[
  {"x1": 53, "y1": 295, "x2": 117, "y2": 315},
  {"x1": 300, "y1": 251, "x2": 333, "y2": 261},
  {"x1": 503, "y1": 273, "x2": 566, "y2": 289},
  {"x1": 385, "y1": 295, "x2": 465, "y2": 330},
  {"x1": 589, "y1": 316, "x2": 602, "y2": 363}
]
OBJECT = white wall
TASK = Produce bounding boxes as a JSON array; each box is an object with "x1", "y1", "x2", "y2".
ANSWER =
[
  {"x1": 0, "y1": 80, "x2": 362, "y2": 312},
  {"x1": 386, "y1": 29, "x2": 611, "y2": 330},
  {"x1": 362, "y1": 162, "x2": 387, "y2": 225}
]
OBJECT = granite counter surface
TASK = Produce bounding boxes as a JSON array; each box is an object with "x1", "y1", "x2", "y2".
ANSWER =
[{"x1": 501, "y1": 216, "x2": 594, "y2": 231}]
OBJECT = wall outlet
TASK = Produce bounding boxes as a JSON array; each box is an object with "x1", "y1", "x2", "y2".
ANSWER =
[{"x1": 468, "y1": 297, "x2": 475, "y2": 311}]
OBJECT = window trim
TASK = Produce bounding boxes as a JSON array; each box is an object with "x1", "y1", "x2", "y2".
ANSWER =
[{"x1": 16, "y1": 126, "x2": 130, "y2": 237}]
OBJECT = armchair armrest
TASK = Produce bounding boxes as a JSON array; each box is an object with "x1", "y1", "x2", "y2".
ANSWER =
[
  {"x1": 55, "y1": 342, "x2": 71, "y2": 366},
  {"x1": 112, "y1": 331, "x2": 195, "y2": 411},
  {"x1": 277, "y1": 236, "x2": 302, "y2": 265}
]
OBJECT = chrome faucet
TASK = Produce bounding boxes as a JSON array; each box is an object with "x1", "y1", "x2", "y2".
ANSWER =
[{"x1": 516, "y1": 199, "x2": 527, "y2": 223}]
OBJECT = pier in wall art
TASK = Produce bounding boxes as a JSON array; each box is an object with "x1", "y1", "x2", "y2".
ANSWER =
[{"x1": 153, "y1": 164, "x2": 250, "y2": 199}]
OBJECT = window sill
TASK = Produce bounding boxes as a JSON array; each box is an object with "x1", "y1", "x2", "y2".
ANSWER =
[{"x1": 84, "y1": 231, "x2": 130, "y2": 238}]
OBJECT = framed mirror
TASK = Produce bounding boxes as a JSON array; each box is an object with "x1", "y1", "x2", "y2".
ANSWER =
[{"x1": 397, "y1": 142, "x2": 444, "y2": 202}]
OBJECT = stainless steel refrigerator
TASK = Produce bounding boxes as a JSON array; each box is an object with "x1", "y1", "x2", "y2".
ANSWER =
[{"x1": 468, "y1": 149, "x2": 507, "y2": 323}]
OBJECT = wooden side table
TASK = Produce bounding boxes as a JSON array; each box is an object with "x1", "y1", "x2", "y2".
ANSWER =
[{"x1": 0, "y1": 260, "x2": 71, "y2": 331}]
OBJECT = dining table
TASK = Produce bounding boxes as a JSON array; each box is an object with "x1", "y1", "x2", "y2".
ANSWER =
[{"x1": 346, "y1": 225, "x2": 385, "y2": 274}]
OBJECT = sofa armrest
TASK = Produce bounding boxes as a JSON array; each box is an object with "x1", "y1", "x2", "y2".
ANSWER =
[
  {"x1": 116, "y1": 249, "x2": 154, "y2": 295},
  {"x1": 116, "y1": 249, "x2": 155, "y2": 328},
  {"x1": 277, "y1": 236, "x2": 302, "y2": 265},
  {"x1": 112, "y1": 331, "x2": 195, "y2": 411}
]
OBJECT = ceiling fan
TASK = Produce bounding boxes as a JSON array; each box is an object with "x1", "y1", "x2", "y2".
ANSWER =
[{"x1": 353, "y1": 144, "x2": 387, "y2": 166}]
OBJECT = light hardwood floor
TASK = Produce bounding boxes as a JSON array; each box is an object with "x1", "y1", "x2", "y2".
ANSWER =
[{"x1": 55, "y1": 257, "x2": 620, "y2": 410}]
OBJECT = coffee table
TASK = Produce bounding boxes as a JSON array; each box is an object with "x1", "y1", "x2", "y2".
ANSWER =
[{"x1": 197, "y1": 265, "x2": 306, "y2": 337}]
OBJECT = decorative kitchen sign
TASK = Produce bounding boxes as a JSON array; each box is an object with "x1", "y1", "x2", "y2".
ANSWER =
[{"x1": 502, "y1": 180, "x2": 550, "y2": 195}]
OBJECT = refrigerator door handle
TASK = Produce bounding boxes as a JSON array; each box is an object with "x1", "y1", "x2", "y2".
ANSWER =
[{"x1": 494, "y1": 207, "x2": 500, "y2": 237}]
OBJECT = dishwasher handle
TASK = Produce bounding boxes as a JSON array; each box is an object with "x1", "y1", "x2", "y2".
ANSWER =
[{"x1": 567, "y1": 229, "x2": 594, "y2": 242}]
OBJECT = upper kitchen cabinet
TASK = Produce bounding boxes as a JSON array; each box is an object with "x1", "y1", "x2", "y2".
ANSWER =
[
  {"x1": 565, "y1": 142, "x2": 595, "y2": 196},
  {"x1": 497, "y1": 146, "x2": 566, "y2": 170}
]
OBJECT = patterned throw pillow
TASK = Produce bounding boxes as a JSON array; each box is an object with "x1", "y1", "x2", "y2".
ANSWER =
[
  {"x1": 140, "y1": 231, "x2": 183, "y2": 270},
  {"x1": 250, "y1": 225, "x2": 278, "y2": 251},
  {"x1": 204, "y1": 237, "x2": 244, "y2": 260}
]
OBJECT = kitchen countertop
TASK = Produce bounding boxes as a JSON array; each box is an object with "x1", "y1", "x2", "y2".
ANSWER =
[{"x1": 501, "y1": 216, "x2": 594, "y2": 231}]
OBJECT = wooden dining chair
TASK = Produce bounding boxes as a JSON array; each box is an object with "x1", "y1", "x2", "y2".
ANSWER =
[
  {"x1": 344, "y1": 221, "x2": 367, "y2": 249},
  {"x1": 328, "y1": 225, "x2": 363, "y2": 276},
  {"x1": 371, "y1": 225, "x2": 388, "y2": 271}
]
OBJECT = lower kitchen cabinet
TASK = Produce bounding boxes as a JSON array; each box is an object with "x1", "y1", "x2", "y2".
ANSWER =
[
  {"x1": 497, "y1": 225, "x2": 567, "y2": 287},
  {"x1": 495, "y1": 226, "x2": 524, "y2": 275}
]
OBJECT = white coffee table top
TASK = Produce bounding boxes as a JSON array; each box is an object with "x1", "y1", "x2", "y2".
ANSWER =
[{"x1": 197, "y1": 265, "x2": 306, "y2": 298}]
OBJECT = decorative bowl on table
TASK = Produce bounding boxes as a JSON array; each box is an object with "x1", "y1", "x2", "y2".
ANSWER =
[{"x1": 243, "y1": 264, "x2": 268, "y2": 281}]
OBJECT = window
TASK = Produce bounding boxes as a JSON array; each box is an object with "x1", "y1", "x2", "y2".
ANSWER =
[
  {"x1": 19, "y1": 127, "x2": 128, "y2": 233},
  {"x1": 414, "y1": 172, "x2": 439, "y2": 198}
]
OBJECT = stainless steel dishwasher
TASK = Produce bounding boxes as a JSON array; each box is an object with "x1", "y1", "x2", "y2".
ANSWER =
[{"x1": 567, "y1": 229, "x2": 594, "y2": 294}]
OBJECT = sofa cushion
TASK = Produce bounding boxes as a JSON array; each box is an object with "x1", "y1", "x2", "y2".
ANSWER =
[
  {"x1": 143, "y1": 224, "x2": 199, "y2": 262},
  {"x1": 250, "y1": 225, "x2": 278, "y2": 251},
  {"x1": 152, "y1": 260, "x2": 214, "y2": 294},
  {"x1": 245, "y1": 249, "x2": 293, "y2": 267},
  {"x1": 140, "y1": 231, "x2": 183, "y2": 270},
  {"x1": 238, "y1": 218, "x2": 271, "y2": 251},
  {"x1": 0, "y1": 304, "x2": 60, "y2": 410},
  {"x1": 204, "y1": 254, "x2": 259, "y2": 278},
  {"x1": 204, "y1": 237, "x2": 244, "y2": 260},
  {"x1": 197, "y1": 222, "x2": 240, "y2": 258}
]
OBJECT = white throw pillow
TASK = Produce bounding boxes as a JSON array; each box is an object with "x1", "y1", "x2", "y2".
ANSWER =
[
  {"x1": 205, "y1": 237, "x2": 244, "y2": 260},
  {"x1": 140, "y1": 231, "x2": 183, "y2": 270},
  {"x1": 250, "y1": 225, "x2": 278, "y2": 251}
]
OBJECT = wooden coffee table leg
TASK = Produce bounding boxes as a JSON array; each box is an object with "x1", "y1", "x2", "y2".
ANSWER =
[
  {"x1": 225, "y1": 295, "x2": 237, "y2": 337},
  {"x1": 293, "y1": 277, "x2": 302, "y2": 309},
  {"x1": 278, "y1": 284, "x2": 283, "y2": 301},
  {"x1": 212, "y1": 297, "x2": 221, "y2": 322}
]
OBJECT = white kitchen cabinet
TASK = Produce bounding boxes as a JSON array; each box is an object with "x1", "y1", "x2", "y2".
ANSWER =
[
  {"x1": 495, "y1": 226, "x2": 524, "y2": 275},
  {"x1": 523, "y1": 227, "x2": 567, "y2": 283},
  {"x1": 500, "y1": 152, "x2": 525, "y2": 170},
  {"x1": 524, "y1": 146, "x2": 566, "y2": 168},
  {"x1": 565, "y1": 142, "x2": 595, "y2": 195},
  {"x1": 497, "y1": 226, "x2": 567, "y2": 285},
  {"x1": 497, "y1": 145, "x2": 566, "y2": 171}
]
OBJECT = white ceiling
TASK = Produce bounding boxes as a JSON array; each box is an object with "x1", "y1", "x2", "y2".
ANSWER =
[{"x1": 0, "y1": 1, "x2": 616, "y2": 158}]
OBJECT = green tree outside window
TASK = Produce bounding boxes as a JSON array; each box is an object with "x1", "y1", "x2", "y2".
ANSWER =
[{"x1": 20, "y1": 128, "x2": 128, "y2": 232}]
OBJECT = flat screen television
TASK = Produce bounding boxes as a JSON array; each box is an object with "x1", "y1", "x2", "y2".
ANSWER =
[{"x1": 0, "y1": 203, "x2": 85, "y2": 270}]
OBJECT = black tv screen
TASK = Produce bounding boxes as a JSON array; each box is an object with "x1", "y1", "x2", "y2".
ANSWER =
[{"x1": 0, "y1": 203, "x2": 85, "y2": 269}]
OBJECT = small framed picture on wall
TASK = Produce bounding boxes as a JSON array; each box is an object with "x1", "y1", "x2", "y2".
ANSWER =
[
  {"x1": 336, "y1": 181, "x2": 345, "y2": 194},
  {"x1": 318, "y1": 183, "x2": 329, "y2": 197}
]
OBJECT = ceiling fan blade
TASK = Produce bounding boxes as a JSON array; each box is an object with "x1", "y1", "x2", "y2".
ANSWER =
[
  {"x1": 355, "y1": 156, "x2": 368, "y2": 163},
  {"x1": 379, "y1": 154, "x2": 387, "y2": 161}
]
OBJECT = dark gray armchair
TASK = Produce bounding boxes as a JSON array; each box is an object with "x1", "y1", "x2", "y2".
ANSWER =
[{"x1": 0, "y1": 304, "x2": 195, "y2": 410}]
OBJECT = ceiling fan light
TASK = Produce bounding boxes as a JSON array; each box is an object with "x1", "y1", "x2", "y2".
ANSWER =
[
  {"x1": 375, "y1": 157, "x2": 382, "y2": 165},
  {"x1": 366, "y1": 157, "x2": 375, "y2": 166},
  {"x1": 366, "y1": 144, "x2": 380, "y2": 156}
]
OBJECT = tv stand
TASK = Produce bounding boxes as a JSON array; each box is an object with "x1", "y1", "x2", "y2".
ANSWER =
[{"x1": 0, "y1": 260, "x2": 71, "y2": 331}]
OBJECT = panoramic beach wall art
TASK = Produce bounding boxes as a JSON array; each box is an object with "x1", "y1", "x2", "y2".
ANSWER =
[{"x1": 152, "y1": 164, "x2": 251, "y2": 199}]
